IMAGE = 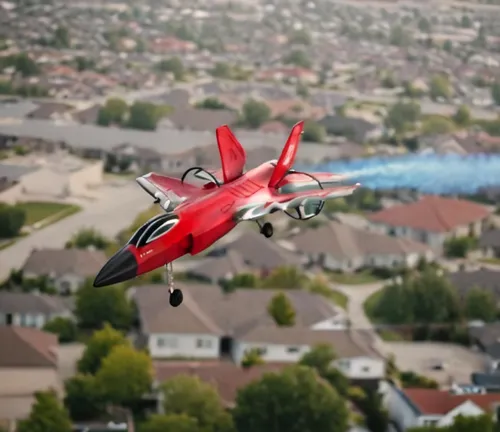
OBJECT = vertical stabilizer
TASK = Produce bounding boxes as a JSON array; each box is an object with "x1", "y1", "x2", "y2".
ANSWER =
[{"x1": 215, "y1": 125, "x2": 247, "y2": 183}]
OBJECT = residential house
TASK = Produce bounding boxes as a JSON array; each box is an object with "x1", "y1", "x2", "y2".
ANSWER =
[
  {"x1": 469, "y1": 323, "x2": 500, "y2": 373},
  {"x1": 0, "y1": 327, "x2": 61, "y2": 432},
  {"x1": 160, "y1": 108, "x2": 238, "y2": 132},
  {"x1": 448, "y1": 268, "x2": 500, "y2": 303},
  {"x1": 186, "y1": 250, "x2": 252, "y2": 284},
  {"x1": 384, "y1": 386, "x2": 500, "y2": 430},
  {"x1": 418, "y1": 134, "x2": 467, "y2": 155},
  {"x1": 0, "y1": 163, "x2": 37, "y2": 194},
  {"x1": 479, "y1": 228, "x2": 500, "y2": 259},
  {"x1": 318, "y1": 115, "x2": 384, "y2": 143},
  {"x1": 207, "y1": 230, "x2": 305, "y2": 275},
  {"x1": 72, "y1": 104, "x2": 101, "y2": 125},
  {"x1": 131, "y1": 283, "x2": 383, "y2": 371},
  {"x1": 22, "y1": 248, "x2": 108, "y2": 294},
  {"x1": 290, "y1": 221, "x2": 433, "y2": 272},
  {"x1": 368, "y1": 196, "x2": 492, "y2": 250},
  {"x1": 0, "y1": 291, "x2": 72, "y2": 328},
  {"x1": 110, "y1": 143, "x2": 164, "y2": 173},
  {"x1": 25, "y1": 102, "x2": 74, "y2": 121}
]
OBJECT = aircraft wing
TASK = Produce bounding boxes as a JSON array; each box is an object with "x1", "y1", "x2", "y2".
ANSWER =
[
  {"x1": 136, "y1": 173, "x2": 201, "y2": 211},
  {"x1": 235, "y1": 184, "x2": 360, "y2": 221},
  {"x1": 216, "y1": 125, "x2": 246, "y2": 184}
]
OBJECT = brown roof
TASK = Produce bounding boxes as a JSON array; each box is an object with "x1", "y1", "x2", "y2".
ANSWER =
[
  {"x1": 187, "y1": 250, "x2": 251, "y2": 282},
  {"x1": 292, "y1": 221, "x2": 429, "y2": 259},
  {"x1": 22, "y1": 248, "x2": 108, "y2": 278},
  {"x1": 219, "y1": 230, "x2": 303, "y2": 270},
  {"x1": 0, "y1": 292, "x2": 70, "y2": 315},
  {"x1": 368, "y1": 196, "x2": 491, "y2": 233},
  {"x1": 154, "y1": 361, "x2": 287, "y2": 405},
  {"x1": 404, "y1": 388, "x2": 500, "y2": 415},
  {"x1": 167, "y1": 108, "x2": 238, "y2": 132},
  {"x1": 0, "y1": 326, "x2": 58, "y2": 368},
  {"x1": 236, "y1": 325, "x2": 369, "y2": 357},
  {"x1": 134, "y1": 282, "x2": 337, "y2": 336}
]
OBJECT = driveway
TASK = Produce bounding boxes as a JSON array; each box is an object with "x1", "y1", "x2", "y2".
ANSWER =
[{"x1": 0, "y1": 183, "x2": 151, "y2": 281}]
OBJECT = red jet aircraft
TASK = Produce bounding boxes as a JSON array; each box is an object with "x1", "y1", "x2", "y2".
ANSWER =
[{"x1": 93, "y1": 121, "x2": 360, "y2": 306}]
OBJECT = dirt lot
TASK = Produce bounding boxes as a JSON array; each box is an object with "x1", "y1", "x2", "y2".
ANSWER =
[{"x1": 385, "y1": 342, "x2": 488, "y2": 386}]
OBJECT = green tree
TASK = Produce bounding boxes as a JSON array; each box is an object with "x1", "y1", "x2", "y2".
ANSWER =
[
  {"x1": 17, "y1": 390, "x2": 72, "y2": 432},
  {"x1": 139, "y1": 414, "x2": 199, "y2": 432},
  {"x1": 267, "y1": 292, "x2": 296, "y2": 326},
  {"x1": 399, "y1": 371, "x2": 438, "y2": 389},
  {"x1": 75, "y1": 56, "x2": 95, "y2": 71},
  {"x1": 492, "y1": 82, "x2": 500, "y2": 106},
  {"x1": 453, "y1": 105, "x2": 471, "y2": 126},
  {"x1": 350, "y1": 389, "x2": 389, "y2": 432},
  {"x1": 283, "y1": 49, "x2": 312, "y2": 68},
  {"x1": 408, "y1": 413, "x2": 494, "y2": 431},
  {"x1": 421, "y1": 116, "x2": 455, "y2": 134},
  {"x1": 54, "y1": 26, "x2": 71, "y2": 48},
  {"x1": 465, "y1": 287, "x2": 497, "y2": 322},
  {"x1": 156, "y1": 57, "x2": 184, "y2": 81},
  {"x1": 261, "y1": 266, "x2": 308, "y2": 289},
  {"x1": 233, "y1": 365, "x2": 349, "y2": 432},
  {"x1": 97, "y1": 98, "x2": 128, "y2": 126},
  {"x1": 288, "y1": 29, "x2": 311, "y2": 45},
  {"x1": 0, "y1": 203, "x2": 26, "y2": 238},
  {"x1": 385, "y1": 101, "x2": 421, "y2": 134},
  {"x1": 64, "y1": 374, "x2": 104, "y2": 421},
  {"x1": 299, "y1": 344, "x2": 349, "y2": 396},
  {"x1": 77, "y1": 323, "x2": 129, "y2": 375},
  {"x1": 302, "y1": 121, "x2": 326, "y2": 143},
  {"x1": 418, "y1": 17, "x2": 431, "y2": 33},
  {"x1": 429, "y1": 74, "x2": 452, "y2": 100},
  {"x1": 195, "y1": 97, "x2": 228, "y2": 110},
  {"x1": 95, "y1": 345, "x2": 153, "y2": 406},
  {"x1": 76, "y1": 282, "x2": 133, "y2": 330},
  {"x1": 127, "y1": 101, "x2": 160, "y2": 131},
  {"x1": 65, "y1": 227, "x2": 110, "y2": 250},
  {"x1": 444, "y1": 236, "x2": 476, "y2": 258},
  {"x1": 389, "y1": 25, "x2": 412, "y2": 46},
  {"x1": 43, "y1": 317, "x2": 78, "y2": 343},
  {"x1": 443, "y1": 40, "x2": 453, "y2": 52},
  {"x1": 461, "y1": 15, "x2": 472, "y2": 28},
  {"x1": 241, "y1": 99, "x2": 271, "y2": 128},
  {"x1": 12, "y1": 53, "x2": 40, "y2": 77},
  {"x1": 241, "y1": 348, "x2": 265, "y2": 368},
  {"x1": 160, "y1": 375, "x2": 233, "y2": 432},
  {"x1": 211, "y1": 62, "x2": 233, "y2": 79},
  {"x1": 296, "y1": 81, "x2": 309, "y2": 98}
]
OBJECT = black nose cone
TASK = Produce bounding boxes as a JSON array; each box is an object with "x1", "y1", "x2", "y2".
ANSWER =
[{"x1": 93, "y1": 248, "x2": 138, "y2": 287}]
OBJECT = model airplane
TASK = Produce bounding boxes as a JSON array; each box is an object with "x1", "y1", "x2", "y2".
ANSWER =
[{"x1": 93, "y1": 121, "x2": 360, "y2": 306}]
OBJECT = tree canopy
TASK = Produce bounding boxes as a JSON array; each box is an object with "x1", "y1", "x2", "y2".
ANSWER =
[
  {"x1": 65, "y1": 227, "x2": 110, "y2": 250},
  {"x1": 139, "y1": 414, "x2": 199, "y2": 432},
  {"x1": 43, "y1": 317, "x2": 78, "y2": 343},
  {"x1": 64, "y1": 374, "x2": 104, "y2": 421},
  {"x1": 429, "y1": 74, "x2": 452, "y2": 100},
  {"x1": 267, "y1": 292, "x2": 296, "y2": 326},
  {"x1": 233, "y1": 365, "x2": 349, "y2": 432},
  {"x1": 0, "y1": 203, "x2": 26, "y2": 238},
  {"x1": 385, "y1": 101, "x2": 421, "y2": 134},
  {"x1": 17, "y1": 390, "x2": 72, "y2": 432},
  {"x1": 302, "y1": 121, "x2": 326, "y2": 143},
  {"x1": 77, "y1": 323, "x2": 129, "y2": 375},
  {"x1": 241, "y1": 99, "x2": 271, "y2": 128}
]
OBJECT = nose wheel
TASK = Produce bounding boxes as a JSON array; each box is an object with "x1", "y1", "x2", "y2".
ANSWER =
[
  {"x1": 166, "y1": 262, "x2": 183, "y2": 307},
  {"x1": 257, "y1": 220, "x2": 273, "y2": 238}
]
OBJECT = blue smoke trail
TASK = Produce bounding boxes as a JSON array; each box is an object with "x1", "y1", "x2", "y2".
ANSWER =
[{"x1": 309, "y1": 153, "x2": 500, "y2": 195}]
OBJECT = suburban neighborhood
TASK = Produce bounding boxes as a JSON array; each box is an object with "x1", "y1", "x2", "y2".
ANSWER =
[{"x1": 3, "y1": 0, "x2": 500, "y2": 431}]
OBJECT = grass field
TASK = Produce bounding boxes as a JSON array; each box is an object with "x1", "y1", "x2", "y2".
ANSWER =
[
  {"x1": 330, "y1": 289, "x2": 349, "y2": 309},
  {"x1": 363, "y1": 288, "x2": 384, "y2": 322},
  {"x1": 17, "y1": 202, "x2": 81, "y2": 226}
]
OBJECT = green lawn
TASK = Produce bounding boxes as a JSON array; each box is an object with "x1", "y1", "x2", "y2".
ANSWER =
[
  {"x1": 330, "y1": 289, "x2": 348, "y2": 309},
  {"x1": 479, "y1": 257, "x2": 500, "y2": 266},
  {"x1": 378, "y1": 329, "x2": 405, "y2": 341},
  {"x1": 17, "y1": 202, "x2": 81, "y2": 226},
  {"x1": 329, "y1": 270, "x2": 382, "y2": 285}
]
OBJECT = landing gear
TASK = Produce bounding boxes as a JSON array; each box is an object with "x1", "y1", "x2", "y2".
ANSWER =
[
  {"x1": 166, "y1": 262, "x2": 183, "y2": 307},
  {"x1": 257, "y1": 220, "x2": 274, "y2": 238}
]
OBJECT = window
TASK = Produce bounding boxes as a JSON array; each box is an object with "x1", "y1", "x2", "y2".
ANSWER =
[
  {"x1": 135, "y1": 215, "x2": 179, "y2": 247},
  {"x1": 362, "y1": 366, "x2": 370, "y2": 372},
  {"x1": 196, "y1": 339, "x2": 213, "y2": 349},
  {"x1": 287, "y1": 347, "x2": 300, "y2": 353},
  {"x1": 157, "y1": 336, "x2": 177, "y2": 348},
  {"x1": 146, "y1": 220, "x2": 178, "y2": 244}
]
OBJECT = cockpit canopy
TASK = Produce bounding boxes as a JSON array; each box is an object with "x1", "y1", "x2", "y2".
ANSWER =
[{"x1": 128, "y1": 214, "x2": 179, "y2": 247}]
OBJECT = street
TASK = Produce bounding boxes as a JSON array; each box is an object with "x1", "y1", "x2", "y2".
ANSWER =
[{"x1": 0, "y1": 183, "x2": 152, "y2": 281}]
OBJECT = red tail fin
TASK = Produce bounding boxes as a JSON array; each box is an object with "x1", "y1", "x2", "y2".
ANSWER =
[
  {"x1": 268, "y1": 121, "x2": 304, "y2": 188},
  {"x1": 216, "y1": 125, "x2": 247, "y2": 183}
]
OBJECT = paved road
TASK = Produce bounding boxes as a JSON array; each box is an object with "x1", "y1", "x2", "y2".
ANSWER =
[{"x1": 0, "y1": 183, "x2": 151, "y2": 281}]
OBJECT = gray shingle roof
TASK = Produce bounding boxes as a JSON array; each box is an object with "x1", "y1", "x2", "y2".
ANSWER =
[
  {"x1": 0, "y1": 163, "x2": 38, "y2": 182},
  {"x1": 0, "y1": 292, "x2": 70, "y2": 315}
]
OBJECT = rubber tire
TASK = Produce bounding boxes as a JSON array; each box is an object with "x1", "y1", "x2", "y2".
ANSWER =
[
  {"x1": 261, "y1": 222, "x2": 273, "y2": 238},
  {"x1": 169, "y1": 289, "x2": 183, "y2": 307}
]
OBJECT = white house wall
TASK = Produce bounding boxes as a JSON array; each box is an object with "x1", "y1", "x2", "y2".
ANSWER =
[
  {"x1": 436, "y1": 401, "x2": 484, "y2": 427},
  {"x1": 232, "y1": 340, "x2": 309, "y2": 364},
  {"x1": 148, "y1": 333, "x2": 219, "y2": 359},
  {"x1": 334, "y1": 357, "x2": 385, "y2": 380}
]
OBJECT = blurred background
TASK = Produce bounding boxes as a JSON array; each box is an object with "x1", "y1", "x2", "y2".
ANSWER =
[{"x1": 2, "y1": 0, "x2": 500, "y2": 431}]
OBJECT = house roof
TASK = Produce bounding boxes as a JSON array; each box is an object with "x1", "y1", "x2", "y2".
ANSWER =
[
  {"x1": 368, "y1": 196, "x2": 491, "y2": 233},
  {"x1": 0, "y1": 163, "x2": 37, "y2": 182},
  {"x1": 292, "y1": 221, "x2": 429, "y2": 259},
  {"x1": 22, "y1": 248, "x2": 108, "y2": 278},
  {"x1": 187, "y1": 250, "x2": 252, "y2": 282},
  {"x1": 404, "y1": 388, "x2": 500, "y2": 415},
  {"x1": 479, "y1": 228, "x2": 500, "y2": 248},
  {"x1": 469, "y1": 322, "x2": 500, "y2": 357},
  {"x1": 166, "y1": 108, "x2": 238, "y2": 131},
  {"x1": 133, "y1": 283, "x2": 370, "y2": 359},
  {"x1": 154, "y1": 361, "x2": 287, "y2": 405},
  {"x1": 0, "y1": 326, "x2": 58, "y2": 368},
  {"x1": 448, "y1": 269, "x2": 500, "y2": 299},
  {"x1": 0, "y1": 291, "x2": 70, "y2": 315},
  {"x1": 215, "y1": 230, "x2": 303, "y2": 270}
]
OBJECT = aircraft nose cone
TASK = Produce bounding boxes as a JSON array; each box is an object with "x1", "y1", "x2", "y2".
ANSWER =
[{"x1": 93, "y1": 248, "x2": 138, "y2": 287}]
